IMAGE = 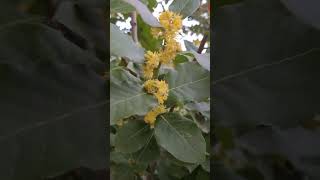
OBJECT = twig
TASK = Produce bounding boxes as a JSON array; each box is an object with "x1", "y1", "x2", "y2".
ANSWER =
[
  {"x1": 192, "y1": 34, "x2": 208, "y2": 61},
  {"x1": 197, "y1": 34, "x2": 208, "y2": 53},
  {"x1": 130, "y1": 11, "x2": 138, "y2": 43}
]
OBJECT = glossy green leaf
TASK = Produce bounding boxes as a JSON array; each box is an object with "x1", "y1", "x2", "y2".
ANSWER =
[
  {"x1": 110, "y1": 23, "x2": 145, "y2": 63},
  {"x1": 155, "y1": 113, "x2": 206, "y2": 163}
]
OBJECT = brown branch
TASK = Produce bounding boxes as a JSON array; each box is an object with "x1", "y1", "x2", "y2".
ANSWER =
[
  {"x1": 192, "y1": 34, "x2": 209, "y2": 61},
  {"x1": 197, "y1": 34, "x2": 208, "y2": 53},
  {"x1": 130, "y1": 11, "x2": 138, "y2": 43}
]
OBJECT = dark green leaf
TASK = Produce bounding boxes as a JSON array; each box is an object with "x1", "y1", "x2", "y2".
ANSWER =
[
  {"x1": 157, "y1": 158, "x2": 189, "y2": 180},
  {"x1": 114, "y1": 120, "x2": 153, "y2": 153},
  {"x1": 131, "y1": 137, "x2": 160, "y2": 163},
  {"x1": 111, "y1": 164, "x2": 136, "y2": 180}
]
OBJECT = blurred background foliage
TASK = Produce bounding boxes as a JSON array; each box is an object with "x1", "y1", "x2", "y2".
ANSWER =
[
  {"x1": 0, "y1": 0, "x2": 107, "y2": 179},
  {"x1": 213, "y1": 0, "x2": 320, "y2": 179}
]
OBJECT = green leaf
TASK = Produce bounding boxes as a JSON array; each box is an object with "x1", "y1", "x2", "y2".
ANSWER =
[
  {"x1": 155, "y1": 113, "x2": 206, "y2": 163},
  {"x1": 157, "y1": 158, "x2": 189, "y2": 180},
  {"x1": 173, "y1": 54, "x2": 190, "y2": 65},
  {"x1": 201, "y1": 157, "x2": 210, "y2": 172},
  {"x1": 169, "y1": 0, "x2": 201, "y2": 18},
  {"x1": 190, "y1": 51, "x2": 210, "y2": 71},
  {"x1": 189, "y1": 112, "x2": 210, "y2": 133},
  {"x1": 185, "y1": 101, "x2": 210, "y2": 119},
  {"x1": 137, "y1": 15, "x2": 162, "y2": 51},
  {"x1": 196, "y1": 168, "x2": 210, "y2": 180},
  {"x1": 147, "y1": 0, "x2": 158, "y2": 9},
  {"x1": 131, "y1": 137, "x2": 160, "y2": 163},
  {"x1": 110, "y1": 151, "x2": 129, "y2": 164},
  {"x1": 111, "y1": 0, "x2": 135, "y2": 13},
  {"x1": 110, "y1": 67, "x2": 157, "y2": 125},
  {"x1": 114, "y1": 120, "x2": 153, "y2": 153},
  {"x1": 184, "y1": 40, "x2": 198, "y2": 52},
  {"x1": 122, "y1": 0, "x2": 161, "y2": 27},
  {"x1": 110, "y1": 23, "x2": 145, "y2": 63},
  {"x1": 164, "y1": 62, "x2": 210, "y2": 103}
]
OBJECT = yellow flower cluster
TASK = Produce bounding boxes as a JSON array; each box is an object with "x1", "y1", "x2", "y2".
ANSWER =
[
  {"x1": 144, "y1": 105, "x2": 167, "y2": 128},
  {"x1": 160, "y1": 38, "x2": 181, "y2": 64},
  {"x1": 158, "y1": 11, "x2": 182, "y2": 36},
  {"x1": 144, "y1": 79, "x2": 168, "y2": 104},
  {"x1": 150, "y1": 11, "x2": 182, "y2": 65},
  {"x1": 142, "y1": 11, "x2": 181, "y2": 127},
  {"x1": 143, "y1": 51, "x2": 160, "y2": 79},
  {"x1": 143, "y1": 79, "x2": 169, "y2": 128}
]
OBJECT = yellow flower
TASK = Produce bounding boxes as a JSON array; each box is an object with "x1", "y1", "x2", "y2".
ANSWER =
[
  {"x1": 144, "y1": 105, "x2": 167, "y2": 128},
  {"x1": 144, "y1": 79, "x2": 159, "y2": 93},
  {"x1": 145, "y1": 51, "x2": 160, "y2": 68},
  {"x1": 143, "y1": 66, "x2": 154, "y2": 80},
  {"x1": 143, "y1": 51, "x2": 160, "y2": 79},
  {"x1": 159, "y1": 11, "x2": 182, "y2": 34},
  {"x1": 159, "y1": 39, "x2": 181, "y2": 64},
  {"x1": 151, "y1": 28, "x2": 164, "y2": 39},
  {"x1": 154, "y1": 80, "x2": 169, "y2": 104},
  {"x1": 166, "y1": 38, "x2": 181, "y2": 52},
  {"x1": 143, "y1": 79, "x2": 169, "y2": 104},
  {"x1": 194, "y1": 39, "x2": 201, "y2": 46}
]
